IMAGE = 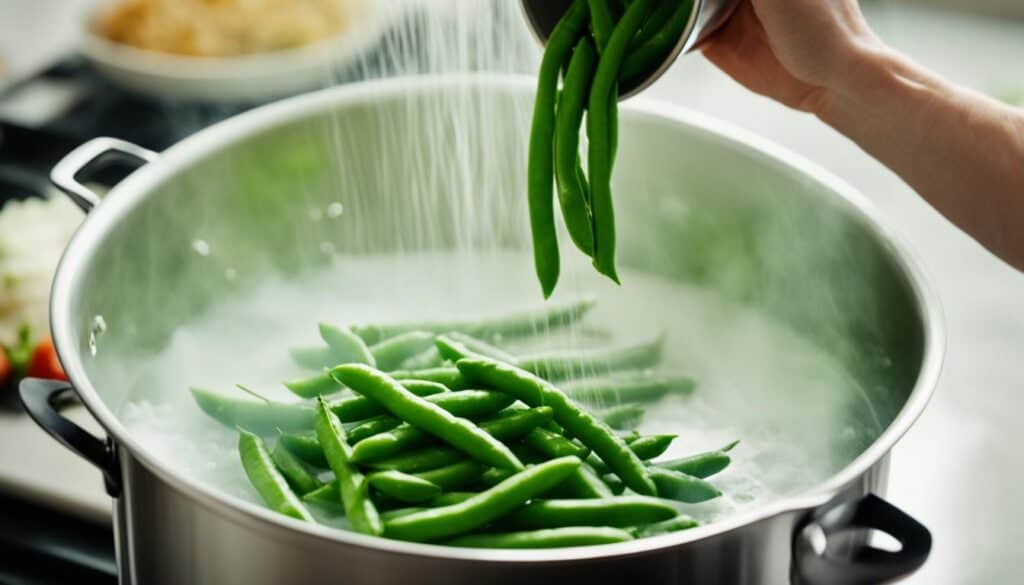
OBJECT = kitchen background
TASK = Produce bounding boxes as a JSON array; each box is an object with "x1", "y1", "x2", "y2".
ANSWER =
[{"x1": 1, "y1": 0, "x2": 1022, "y2": 583}]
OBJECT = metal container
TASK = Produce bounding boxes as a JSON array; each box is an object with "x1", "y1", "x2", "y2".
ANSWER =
[
  {"x1": 520, "y1": 0, "x2": 741, "y2": 97},
  {"x1": 22, "y1": 76, "x2": 942, "y2": 585}
]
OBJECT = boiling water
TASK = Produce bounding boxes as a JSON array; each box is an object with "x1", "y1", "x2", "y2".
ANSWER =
[{"x1": 118, "y1": 249, "x2": 882, "y2": 528}]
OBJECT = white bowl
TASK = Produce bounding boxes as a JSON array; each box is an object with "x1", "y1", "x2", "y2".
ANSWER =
[{"x1": 80, "y1": 0, "x2": 401, "y2": 102}]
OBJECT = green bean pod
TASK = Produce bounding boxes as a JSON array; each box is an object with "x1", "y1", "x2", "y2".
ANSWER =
[
  {"x1": 523, "y1": 428, "x2": 590, "y2": 459},
  {"x1": 327, "y1": 381, "x2": 447, "y2": 422},
  {"x1": 351, "y1": 297, "x2": 596, "y2": 345},
  {"x1": 313, "y1": 397, "x2": 382, "y2": 535},
  {"x1": 528, "y1": 0, "x2": 591, "y2": 297},
  {"x1": 561, "y1": 371, "x2": 695, "y2": 404},
  {"x1": 435, "y1": 333, "x2": 517, "y2": 365},
  {"x1": 619, "y1": 0, "x2": 692, "y2": 87},
  {"x1": 498, "y1": 496, "x2": 677, "y2": 530},
  {"x1": 397, "y1": 347, "x2": 445, "y2": 370},
  {"x1": 587, "y1": 0, "x2": 656, "y2": 282},
  {"x1": 384, "y1": 456, "x2": 582, "y2": 542},
  {"x1": 367, "y1": 470, "x2": 442, "y2": 504},
  {"x1": 628, "y1": 0, "x2": 678, "y2": 50},
  {"x1": 319, "y1": 323, "x2": 376, "y2": 366},
  {"x1": 654, "y1": 441, "x2": 738, "y2": 479},
  {"x1": 598, "y1": 404, "x2": 645, "y2": 430},
  {"x1": 629, "y1": 515, "x2": 700, "y2": 538},
  {"x1": 515, "y1": 333, "x2": 665, "y2": 381},
  {"x1": 346, "y1": 416, "x2": 404, "y2": 444},
  {"x1": 648, "y1": 467, "x2": 721, "y2": 503},
  {"x1": 283, "y1": 372, "x2": 343, "y2": 399},
  {"x1": 587, "y1": 0, "x2": 616, "y2": 51},
  {"x1": 302, "y1": 481, "x2": 342, "y2": 512},
  {"x1": 546, "y1": 463, "x2": 614, "y2": 498},
  {"x1": 427, "y1": 492, "x2": 477, "y2": 508},
  {"x1": 555, "y1": 37, "x2": 598, "y2": 257},
  {"x1": 447, "y1": 526, "x2": 634, "y2": 548},
  {"x1": 334, "y1": 365, "x2": 524, "y2": 470},
  {"x1": 279, "y1": 432, "x2": 329, "y2": 468},
  {"x1": 414, "y1": 460, "x2": 489, "y2": 492},
  {"x1": 237, "y1": 428, "x2": 315, "y2": 522},
  {"x1": 628, "y1": 434, "x2": 676, "y2": 459},
  {"x1": 391, "y1": 367, "x2": 472, "y2": 390},
  {"x1": 289, "y1": 345, "x2": 336, "y2": 370},
  {"x1": 192, "y1": 388, "x2": 313, "y2": 434},
  {"x1": 368, "y1": 331, "x2": 438, "y2": 371},
  {"x1": 271, "y1": 441, "x2": 324, "y2": 495},
  {"x1": 456, "y1": 357, "x2": 656, "y2": 495}
]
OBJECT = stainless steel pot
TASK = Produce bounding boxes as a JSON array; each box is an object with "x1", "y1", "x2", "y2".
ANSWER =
[{"x1": 22, "y1": 75, "x2": 942, "y2": 585}]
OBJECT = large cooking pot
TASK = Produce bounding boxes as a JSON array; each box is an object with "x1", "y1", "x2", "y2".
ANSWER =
[{"x1": 22, "y1": 76, "x2": 942, "y2": 584}]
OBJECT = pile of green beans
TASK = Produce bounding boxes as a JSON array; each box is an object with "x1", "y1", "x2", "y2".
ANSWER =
[
  {"x1": 192, "y1": 299, "x2": 739, "y2": 548},
  {"x1": 528, "y1": 0, "x2": 695, "y2": 296}
]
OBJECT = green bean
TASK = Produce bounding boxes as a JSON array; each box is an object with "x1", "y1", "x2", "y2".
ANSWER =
[
  {"x1": 555, "y1": 38, "x2": 598, "y2": 257},
  {"x1": 367, "y1": 470, "x2": 442, "y2": 504},
  {"x1": 289, "y1": 345, "x2": 335, "y2": 370},
  {"x1": 524, "y1": 428, "x2": 590, "y2": 459},
  {"x1": 588, "y1": 0, "x2": 616, "y2": 51},
  {"x1": 457, "y1": 357, "x2": 656, "y2": 495},
  {"x1": 561, "y1": 371, "x2": 694, "y2": 404},
  {"x1": 391, "y1": 367, "x2": 471, "y2": 390},
  {"x1": 351, "y1": 297, "x2": 596, "y2": 345},
  {"x1": 313, "y1": 397, "x2": 382, "y2": 535},
  {"x1": 620, "y1": 0, "x2": 692, "y2": 86},
  {"x1": 347, "y1": 416, "x2": 404, "y2": 444},
  {"x1": 447, "y1": 526, "x2": 633, "y2": 548},
  {"x1": 427, "y1": 492, "x2": 477, "y2": 507},
  {"x1": 271, "y1": 441, "x2": 324, "y2": 495},
  {"x1": 279, "y1": 432, "x2": 329, "y2": 468},
  {"x1": 546, "y1": 463, "x2": 614, "y2": 498},
  {"x1": 602, "y1": 474, "x2": 625, "y2": 495},
  {"x1": 328, "y1": 380, "x2": 447, "y2": 422},
  {"x1": 628, "y1": 0, "x2": 677, "y2": 50},
  {"x1": 414, "y1": 461, "x2": 489, "y2": 491},
  {"x1": 599, "y1": 404, "x2": 645, "y2": 430},
  {"x1": 516, "y1": 334, "x2": 665, "y2": 381},
  {"x1": 479, "y1": 467, "x2": 517, "y2": 488},
  {"x1": 333, "y1": 365, "x2": 524, "y2": 470},
  {"x1": 283, "y1": 372, "x2": 342, "y2": 399},
  {"x1": 397, "y1": 347, "x2": 445, "y2": 370},
  {"x1": 192, "y1": 388, "x2": 313, "y2": 434},
  {"x1": 626, "y1": 434, "x2": 675, "y2": 459},
  {"x1": 648, "y1": 467, "x2": 721, "y2": 503},
  {"x1": 319, "y1": 323, "x2": 376, "y2": 366},
  {"x1": 353, "y1": 407, "x2": 553, "y2": 463},
  {"x1": 587, "y1": 0, "x2": 655, "y2": 282},
  {"x1": 302, "y1": 481, "x2": 342, "y2": 512},
  {"x1": 368, "y1": 331, "x2": 437, "y2": 371},
  {"x1": 498, "y1": 496, "x2": 677, "y2": 530},
  {"x1": 350, "y1": 391, "x2": 517, "y2": 447},
  {"x1": 383, "y1": 456, "x2": 581, "y2": 542},
  {"x1": 654, "y1": 441, "x2": 738, "y2": 479},
  {"x1": 435, "y1": 333, "x2": 517, "y2": 365},
  {"x1": 237, "y1": 428, "x2": 314, "y2": 522},
  {"x1": 629, "y1": 515, "x2": 699, "y2": 538},
  {"x1": 528, "y1": 0, "x2": 591, "y2": 297}
]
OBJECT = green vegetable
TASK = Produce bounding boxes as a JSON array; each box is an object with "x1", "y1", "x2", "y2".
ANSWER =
[
  {"x1": 367, "y1": 470, "x2": 442, "y2": 503},
  {"x1": 523, "y1": 428, "x2": 590, "y2": 459},
  {"x1": 279, "y1": 432, "x2": 329, "y2": 468},
  {"x1": 237, "y1": 428, "x2": 314, "y2": 522},
  {"x1": 648, "y1": 467, "x2": 721, "y2": 503},
  {"x1": 414, "y1": 460, "x2": 489, "y2": 491},
  {"x1": 598, "y1": 404, "x2": 645, "y2": 430},
  {"x1": 654, "y1": 441, "x2": 738, "y2": 478},
  {"x1": 289, "y1": 345, "x2": 335, "y2": 370},
  {"x1": 271, "y1": 440, "x2": 324, "y2": 495},
  {"x1": 620, "y1": 0, "x2": 693, "y2": 87},
  {"x1": 629, "y1": 515, "x2": 699, "y2": 538},
  {"x1": 497, "y1": 496, "x2": 677, "y2": 530},
  {"x1": 383, "y1": 456, "x2": 582, "y2": 542},
  {"x1": 561, "y1": 371, "x2": 694, "y2": 404},
  {"x1": 446, "y1": 526, "x2": 633, "y2": 548},
  {"x1": 391, "y1": 367, "x2": 471, "y2": 390},
  {"x1": 319, "y1": 323, "x2": 376, "y2": 366},
  {"x1": 456, "y1": 356, "x2": 656, "y2": 495},
  {"x1": 555, "y1": 37, "x2": 598, "y2": 257},
  {"x1": 191, "y1": 388, "x2": 313, "y2": 434},
  {"x1": 313, "y1": 397, "x2": 382, "y2": 535},
  {"x1": 435, "y1": 333, "x2": 517, "y2": 364},
  {"x1": 516, "y1": 333, "x2": 665, "y2": 380},
  {"x1": 368, "y1": 331, "x2": 437, "y2": 371}
]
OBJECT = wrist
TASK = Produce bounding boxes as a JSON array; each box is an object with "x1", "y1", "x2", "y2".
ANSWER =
[{"x1": 814, "y1": 42, "x2": 906, "y2": 123}]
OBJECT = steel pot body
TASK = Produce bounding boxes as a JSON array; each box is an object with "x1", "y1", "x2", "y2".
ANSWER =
[{"x1": 26, "y1": 76, "x2": 942, "y2": 584}]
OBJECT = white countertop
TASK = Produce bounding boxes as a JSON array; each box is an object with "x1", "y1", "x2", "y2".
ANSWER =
[{"x1": 1, "y1": 3, "x2": 1022, "y2": 583}]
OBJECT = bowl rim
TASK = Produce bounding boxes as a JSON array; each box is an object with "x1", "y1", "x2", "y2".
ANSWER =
[{"x1": 48, "y1": 73, "x2": 946, "y2": 563}]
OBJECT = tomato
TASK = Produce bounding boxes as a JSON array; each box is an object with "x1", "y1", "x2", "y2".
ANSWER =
[
  {"x1": 0, "y1": 346, "x2": 10, "y2": 387},
  {"x1": 26, "y1": 336, "x2": 67, "y2": 381}
]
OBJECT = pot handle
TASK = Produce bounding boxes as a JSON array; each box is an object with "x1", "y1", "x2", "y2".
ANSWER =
[
  {"x1": 20, "y1": 378, "x2": 121, "y2": 497},
  {"x1": 792, "y1": 493, "x2": 931, "y2": 585},
  {"x1": 50, "y1": 137, "x2": 158, "y2": 212}
]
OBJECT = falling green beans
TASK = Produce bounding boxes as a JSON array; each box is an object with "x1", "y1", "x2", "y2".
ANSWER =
[
  {"x1": 456, "y1": 357, "x2": 656, "y2": 495},
  {"x1": 446, "y1": 527, "x2": 634, "y2": 549},
  {"x1": 620, "y1": 0, "x2": 692, "y2": 87},
  {"x1": 587, "y1": 0, "x2": 655, "y2": 282},
  {"x1": 383, "y1": 456, "x2": 581, "y2": 542},
  {"x1": 332, "y1": 365, "x2": 524, "y2": 470},
  {"x1": 555, "y1": 38, "x2": 598, "y2": 257},
  {"x1": 313, "y1": 397, "x2": 382, "y2": 535},
  {"x1": 587, "y1": 0, "x2": 616, "y2": 51},
  {"x1": 528, "y1": 0, "x2": 590, "y2": 297},
  {"x1": 237, "y1": 428, "x2": 314, "y2": 522}
]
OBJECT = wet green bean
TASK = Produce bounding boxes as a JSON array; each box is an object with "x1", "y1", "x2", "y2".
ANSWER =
[
  {"x1": 279, "y1": 432, "x2": 329, "y2": 468},
  {"x1": 367, "y1": 470, "x2": 442, "y2": 504},
  {"x1": 654, "y1": 441, "x2": 738, "y2": 479},
  {"x1": 289, "y1": 345, "x2": 335, "y2": 370},
  {"x1": 313, "y1": 397, "x2": 382, "y2": 535},
  {"x1": 447, "y1": 526, "x2": 633, "y2": 548},
  {"x1": 523, "y1": 428, "x2": 590, "y2": 459},
  {"x1": 629, "y1": 515, "x2": 699, "y2": 538},
  {"x1": 457, "y1": 357, "x2": 656, "y2": 495},
  {"x1": 414, "y1": 460, "x2": 489, "y2": 492},
  {"x1": 561, "y1": 371, "x2": 694, "y2": 404},
  {"x1": 284, "y1": 372, "x2": 343, "y2": 399},
  {"x1": 271, "y1": 440, "x2": 324, "y2": 495},
  {"x1": 555, "y1": 37, "x2": 598, "y2": 257},
  {"x1": 192, "y1": 388, "x2": 313, "y2": 434},
  {"x1": 237, "y1": 428, "x2": 314, "y2": 522},
  {"x1": 515, "y1": 333, "x2": 665, "y2": 381},
  {"x1": 546, "y1": 463, "x2": 613, "y2": 498},
  {"x1": 499, "y1": 496, "x2": 677, "y2": 530},
  {"x1": 397, "y1": 347, "x2": 445, "y2": 370},
  {"x1": 384, "y1": 456, "x2": 581, "y2": 542},
  {"x1": 435, "y1": 333, "x2": 517, "y2": 365},
  {"x1": 391, "y1": 367, "x2": 471, "y2": 390},
  {"x1": 620, "y1": 0, "x2": 692, "y2": 86},
  {"x1": 368, "y1": 331, "x2": 437, "y2": 371},
  {"x1": 319, "y1": 323, "x2": 376, "y2": 366},
  {"x1": 587, "y1": 0, "x2": 616, "y2": 51},
  {"x1": 598, "y1": 404, "x2": 645, "y2": 430},
  {"x1": 648, "y1": 467, "x2": 721, "y2": 503}
]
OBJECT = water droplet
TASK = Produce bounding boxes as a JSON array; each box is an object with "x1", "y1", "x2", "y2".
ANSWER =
[
  {"x1": 326, "y1": 202, "x2": 344, "y2": 218},
  {"x1": 225, "y1": 268, "x2": 237, "y2": 281},
  {"x1": 192, "y1": 240, "x2": 210, "y2": 256},
  {"x1": 320, "y1": 241, "x2": 336, "y2": 255},
  {"x1": 309, "y1": 208, "x2": 323, "y2": 222},
  {"x1": 89, "y1": 315, "x2": 107, "y2": 357}
]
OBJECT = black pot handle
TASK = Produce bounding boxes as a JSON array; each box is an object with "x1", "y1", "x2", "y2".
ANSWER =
[
  {"x1": 19, "y1": 378, "x2": 121, "y2": 497},
  {"x1": 793, "y1": 493, "x2": 931, "y2": 585}
]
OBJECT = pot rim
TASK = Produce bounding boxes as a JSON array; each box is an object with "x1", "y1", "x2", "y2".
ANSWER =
[{"x1": 49, "y1": 73, "x2": 945, "y2": 563}]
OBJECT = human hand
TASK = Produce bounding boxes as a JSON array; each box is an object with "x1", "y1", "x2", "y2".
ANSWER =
[{"x1": 701, "y1": 0, "x2": 883, "y2": 114}]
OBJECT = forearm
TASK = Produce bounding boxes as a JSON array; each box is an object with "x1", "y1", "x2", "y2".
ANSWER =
[{"x1": 817, "y1": 46, "x2": 1024, "y2": 270}]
